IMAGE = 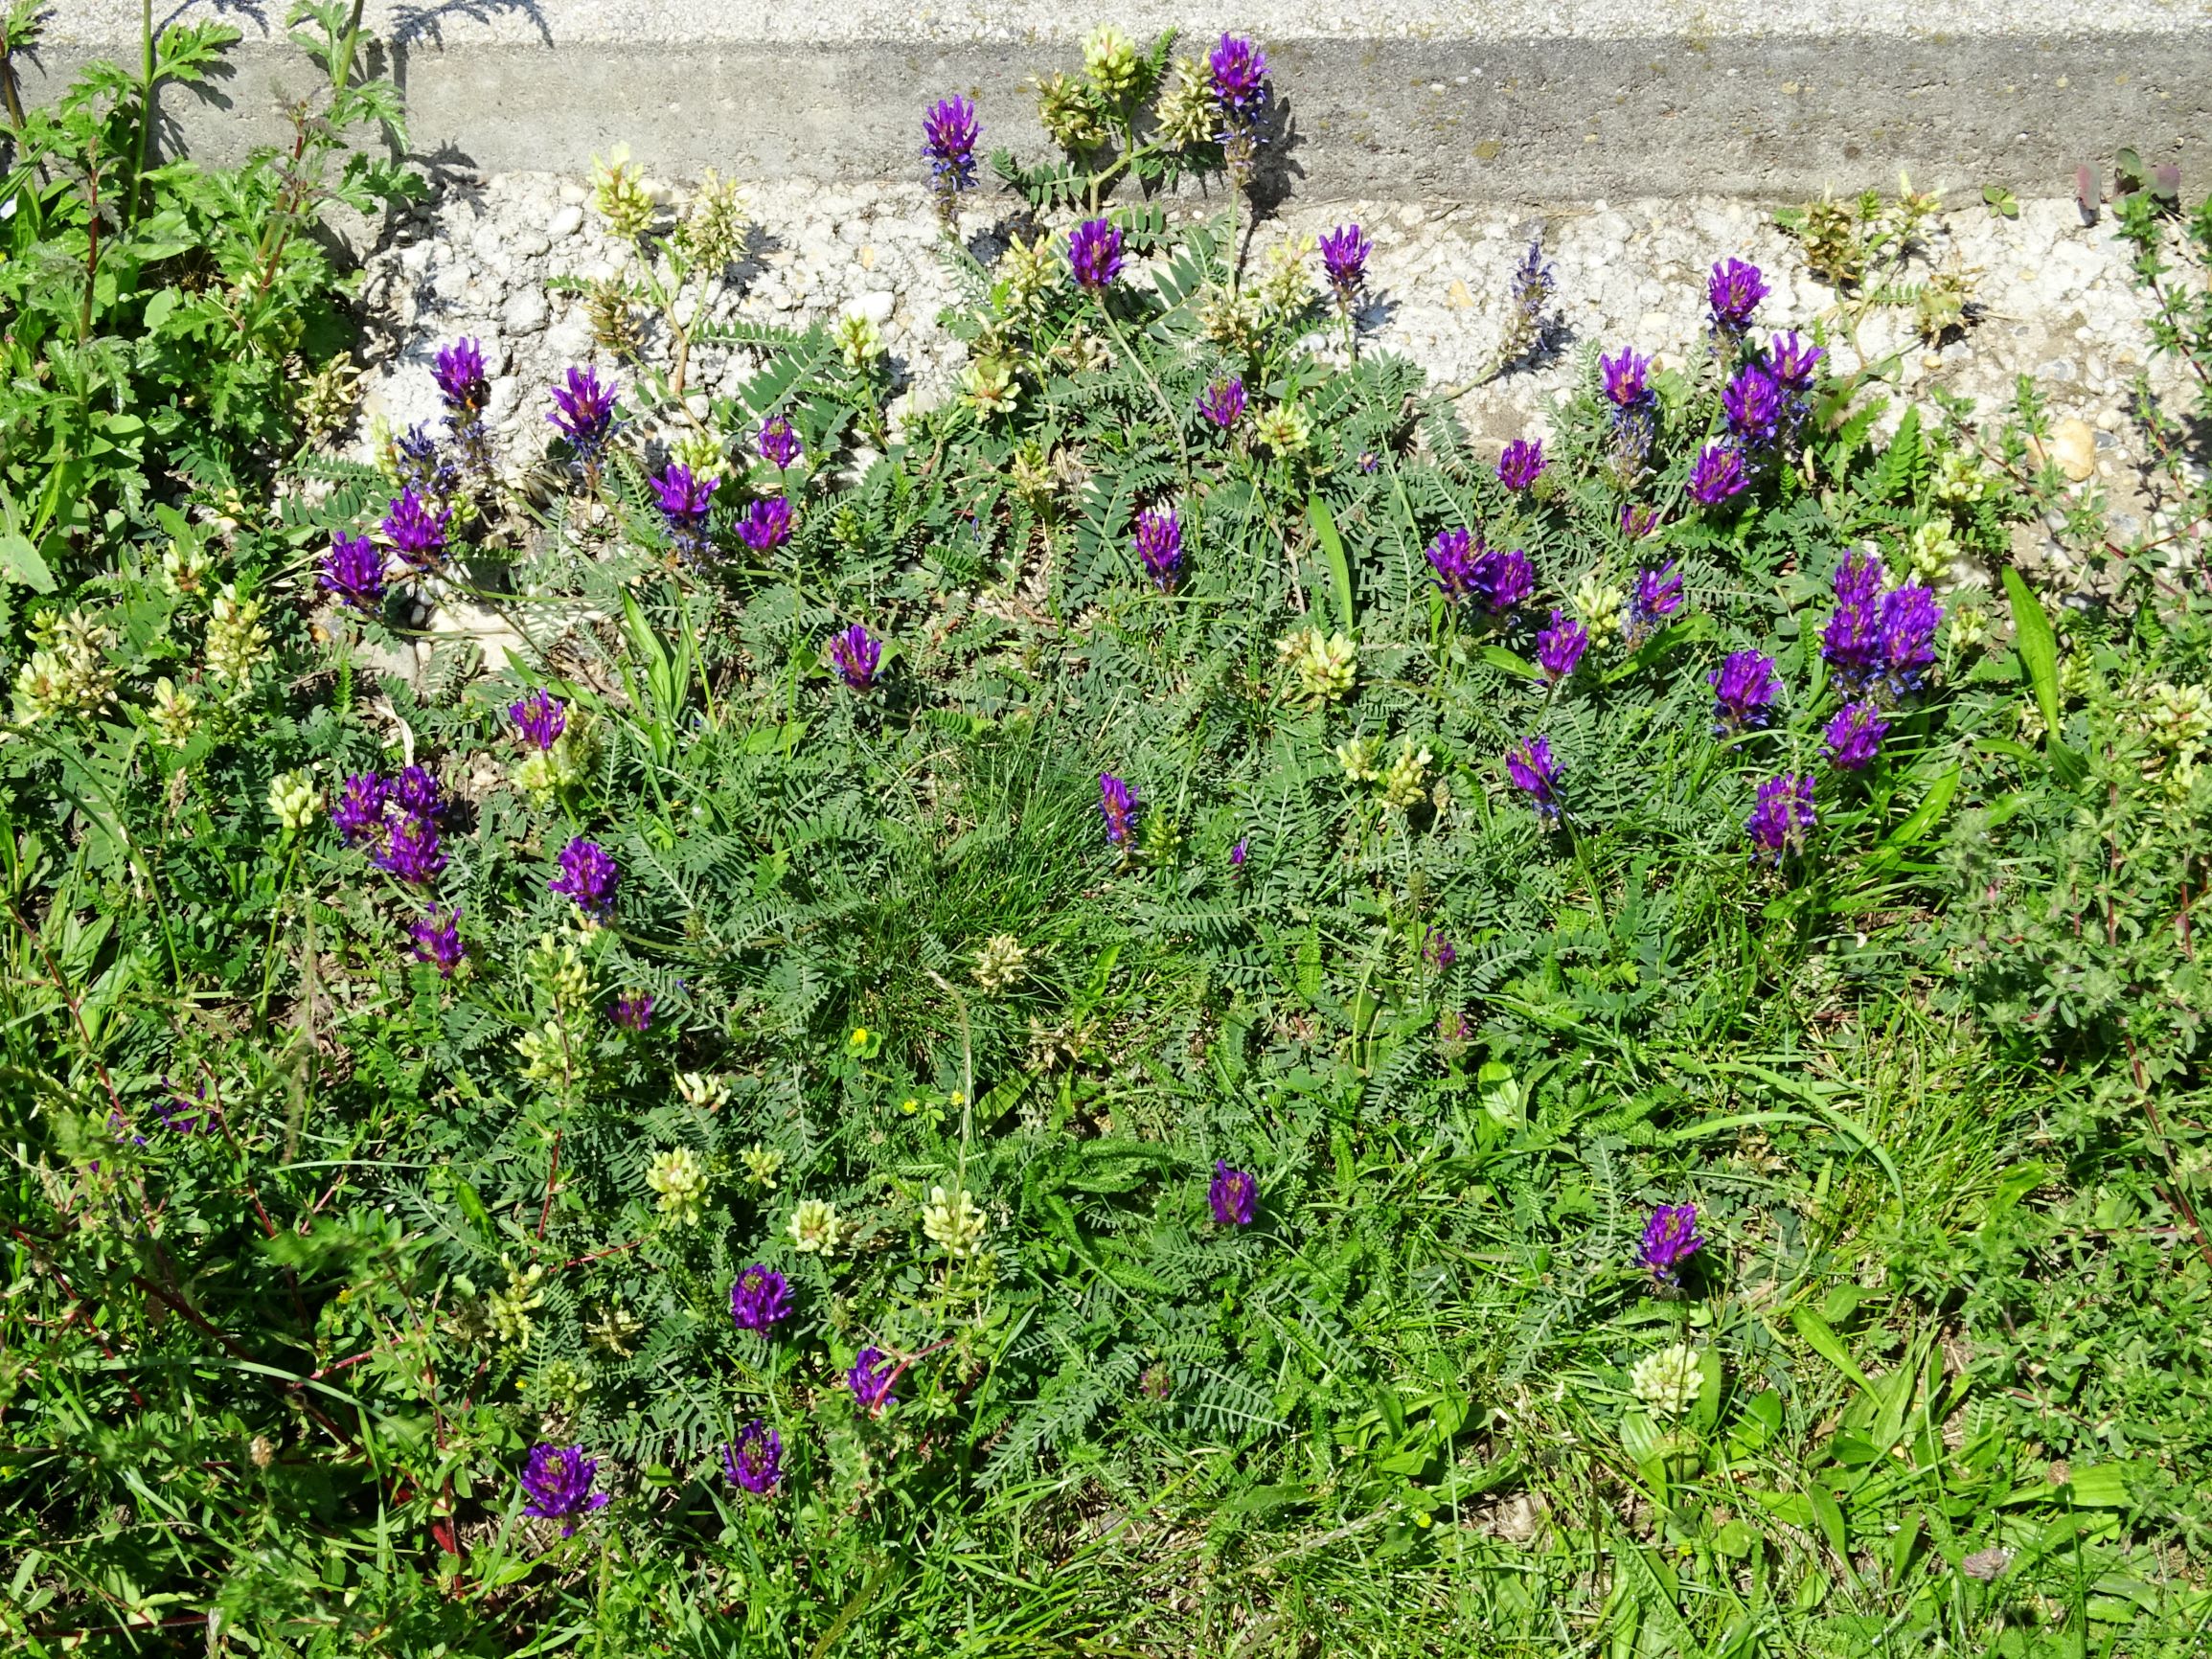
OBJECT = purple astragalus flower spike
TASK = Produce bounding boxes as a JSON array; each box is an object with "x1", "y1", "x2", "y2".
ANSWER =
[
  {"x1": 1825, "y1": 700, "x2": 1890, "y2": 772},
  {"x1": 1765, "y1": 330, "x2": 1825, "y2": 392},
  {"x1": 1229, "y1": 837, "x2": 1249, "y2": 868},
  {"x1": 1496, "y1": 438, "x2": 1546, "y2": 491},
  {"x1": 1537, "y1": 609, "x2": 1589, "y2": 682},
  {"x1": 737, "y1": 495, "x2": 793, "y2": 554},
  {"x1": 551, "y1": 837, "x2": 619, "y2": 920},
  {"x1": 1878, "y1": 585, "x2": 1944, "y2": 698},
  {"x1": 156, "y1": 1080, "x2": 213, "y2": 1134},
  {"x1": 320, "y1": 533, "x2": 387, "y2": 612},
  {"x1": 382, "y1": 486, "x2": 451, "y2": 569},
  {"x1": 1722, "y1": 364, "x2": 1785, "y2": 447},
  {"x1": 409, "y1": 904, "x2": 465, "y2": 977},
  {"x1": 333, "y1": 773, "x2": 390, "y2": 848},
  {"x1": 519, "y1": 1443, "x2": 608, "y2": 1536},
  {"x1": 757, "y1": 416, "x2": 802, "y2": 470},
  {"x1": 1133, "y1": 505, "x2": 1183, "y2": 590},
  {"x1": 1506, "y1": 736, "x2": 1562, "y2": 823},
  {"x1": 610, "y1": 992, "x2": 653, "y2": 1033},
  {"x1": 828, "y1": 623, "x2": 881, "y2": 692},
  {"x1": 721, "y1": 1420, "x2": 782, "y2": 1494},
  {"x1": 1688, "y1": 443, "x2": 1748, "y2": 507},
  {"x1": 1319, "y1": 222, "x2": 1372, "y2": 308},
  {"x1": 1423, "y1": 928, "x2": 1456, "y2": 970},
  {"x1": 1746, "y1": 772, "x2": 1816, "y2": 862},
  {"x1": 729, "y1": 1264, "x2": 793, "y2": 1332},
  {"x1": 1197, "y1": 376, "x2": 1245, "y2": 430},
  {"x1": 1209, "y1": 1160, "x2": 1257, "y2": 1226},
  {"x1": 1620, "y1": 504, "x2": 1662, "y2": 539},
  {"x1": 547, "y1": 366, "x2": 618, "y2": 472},
  {"x1": 921, "y1": 94, "x2": 981, "y2": 219},
  {"x1": 434, "y1": 337, "x2": 489, "y2": 413},
  {"x1": 1629, "y1": 562, "x2": 1684, "y2": 640},
  {"x1": 376, "y1": 815, "x2": 446, "y2": 886},
  {"x1": 1067, "y1": 217, "x2": 1126, "y2": 292},
  {"x1": 510, "y1": 689, "x2": 567, "y2": 751},
  {"x1": 394, "y1": 764, "x2": 441, "y2": 822},
  {"x1": 1601, "y1": 348, "x2": 1651, "y2": 408},
  {"x1": 1820, "y1": 550, "x2": 1887, "y2": 693},
  {"x1": 1425, "y1": 528, "x2": 1481, "y2": 603},
  {"x1": 847, "y1": 1347, "x2": 898, "y2": 1415},
  {"x1": 1707, "y1": 259, "x2": 1768, "y2": 333},
  {"x1": 651, "y1": 463, "x2": 718, "y2": 559},
  {"x1": 1709, "y1": 648, "x2": 1780, "y2": 735},
  {"x1": 1209, "y1": 33, "x2": 1268, "y2": 115},
  {"x1": 1640, "y1": 1203, "x2": 1704, "y2": 1284},
  {"x1": 1099, "y1": 773, "x2": 1137, "y2": 847},
  {"x1": 1473, "y1": 546, "x2": 1534, "y2": 613},
  {"x1": 393, "y1": 423, "x2": 458, "y2": 500}
]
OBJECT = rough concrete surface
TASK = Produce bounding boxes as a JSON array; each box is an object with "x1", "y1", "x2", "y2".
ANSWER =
[{"x1": 20, "y1": 1, "x2": 2212, "y2": 198}]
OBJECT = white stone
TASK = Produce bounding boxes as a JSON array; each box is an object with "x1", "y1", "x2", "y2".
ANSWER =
[
  {"x1": 502, "y1": 288, "x2": 550, "y2": 334},
  {"x1": 548, "y1": 204, "x2": 584, "y2": 239},
  {"x1": 855, "y1": 290, "x2": 896, "y2": 326}
]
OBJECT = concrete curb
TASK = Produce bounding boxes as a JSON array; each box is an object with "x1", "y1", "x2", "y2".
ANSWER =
[{"x1": 21, "y1": 5, "x2": 2212, "y2": 199}]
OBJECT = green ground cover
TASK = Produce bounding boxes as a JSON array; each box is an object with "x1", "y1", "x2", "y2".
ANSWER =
[{"x1": 4, "y1": 13, "x2": 2211, "y2": 1655}]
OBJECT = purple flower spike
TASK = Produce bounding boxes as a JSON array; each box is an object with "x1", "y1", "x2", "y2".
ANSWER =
[
  {"x1": 1425, "y1": 528, "x2": 1480, "y2": 603},
  {"x1": 1766, "y1": 330, "x2": 1825, "y2": 391},
  {"x1": 333, "y1": 773, "x2": 390, "y2": 847},
  {"x1": 1068, "y1": 217, "x2": 1126, "y2": 292},
  {"x1": 1424, "y1": 928, "x2": 1456, "y2": 970},
  {"x1": 1688, "y1": 443, "x2": 1748, "y2": 507},
  {"x1": 433, "y1": 337, "x2": 490, "y2": 413},
  {"x1": 1319, "y1": 222, "x2": 1372, "y2": 307},
  {"x1": 1640, "y1": 1203, "x2": 1704, "y2": 1284},
  {"x1": 1709, "y1": 648, "x2": 1780, "y2": 735},
  {"x1": 1496, "y1": 439, "x2": 1546, "y2": 491},
  {"x1": 1722, "y1": 364, "x2": 1785, "y2": 446},
  {"x1": 394, "y1": 764, "x2": 441, "y2": 821},
  {"x1": 847, "y1": 1346, "x2": 898, "y2": 1415},
  {"x1": 1631, "y1": 562, "x2": 1684, "y2": 632},
  {"x1": 548, "y1": 367, "x2": 618, "y2": 466},
  {"x1": 729, "y1": 1264, "x2": 793, "y2": 1332},
  {"x1": 1133, "y1": 505, "x2": 1183, "y2": 590},
  {"x1": 651, "y1": 463, "x2": 718, "y2": 558},
  {"x1": 320, "y1": 533, "x2": 388, "y2": 612},
  {"x1": 1229, "y1": 837, "x2": 1249, "y2": 868},
  {"x1": 156, "y1": 1080, "x2": 212, "y2": 1134},
  {"x1": 1620, "y1": 504, "x2": 1662, "y2": 539},
  {"x1": 382, "y1": 487, "x2": 451, "y2": 569},
  {"x1": 510, "y1": 689, "x2": 567, "y2": 751},
  {"x1": 737, "y1": 496, "x2": 793, "y2": 554},
  {"x1": 610, "y1": 991, "x2": 654, "y2": 1033},
  {"x1": 1879, "y1": 586, "x2": 1944, "y2": 697},
  {"x1": 721, "y1": 1420, "x2": 783, "y2": 1494},
  {"x1": 828, "y1": 623, "x2": 881, "y2": 693},
  {"x1": 1099, "y1": 773, "x2": 1137, "y2": 847},
  {"x1": 1506, "y1": 736, "x2": 1562, "y2": 822},
  {"x1": 1208, "y1": 1160, "x2": 1257, "y2": 1226},
  {"x1": 1601, "y1": 348, "x2": 1651, "y2": 408},
  {"x1": 757, "y1": 416, "x2": 802, "y2": 470},
  {"x1": 409, "y1": 904, "x2": 465, "y2": 977},
  {"x1": 1208, "y1": 33, "x2": 1268, "y2": 114},
  {"x1": 922, "y1": 94, "x2": 982, "y2": 193},
  {"x1": 1825, "y1": 700, "x2": 1890, "y2": 772},
  {"x1": 519, "y1": 1443, "x2": 608, "y2": 1536},
  {"x1": 551, "y1": 837, "x2": 619, "y2": 920},
  {"x1": 1746, "y1": 772, "x2": 1816, "y2": 863},
  {"x1": 1473, "y1": 547, "x2": 1534, "y2": 613},
  {"x1": 1197, "y1": 376, "x2": 1245, "y2": 429},
  {"x1": 1708, "y1": 258, "x2": 1768, "y2": 331},
  {"x1": 375, "y1": 815, "x2": 446, "y2": 886},
  {"x1": 1537, "y1": 609, "x2": 1588, "y2": 683}
]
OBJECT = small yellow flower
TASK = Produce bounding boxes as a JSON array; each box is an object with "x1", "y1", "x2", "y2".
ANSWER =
[
  {"x1": 740, "y1": 1143, "x2": 785, "y2": 1189},
  {"x1": 1253, "y1": 402, "x2": 1311, "y2": 457},
  {"x1": 787, "y1": 1197, "x2": 845, "y2": 1255},
  {"x1": 645, "y1": 1147, "x2": 708, "y2": 1226},
  {"x1": 1630, "y1": 1344, "x2": 1704, "y2": 1419},
  {"x1": 1378, "y1": 739, "x2": 1433, "y2": 809},
  {"x1": 268, "y1": 770, "x2": 320, "y2": 833},
  {"x1": 972, "y1": 933, "x2": 1029, "y2": 991},
  {"x1": 922, "y1": 1184, "x2": 988, "y2": 1260},
  {"x1": 833, "y1": 312, "x2": 884, "y2": 371},
  {"x1": 1335, "y1": 737, "x2": 1380, "y2": 783},
  {"x1": 1572, "y1": 575, "x2": 1630, "y2": 645},
  {"x1": 1277, "y1": 626, "x2": 1357, "y2": 707},
  {"x1": 675, "y1": 1071, "x2": 731, "y2": 1109}
]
